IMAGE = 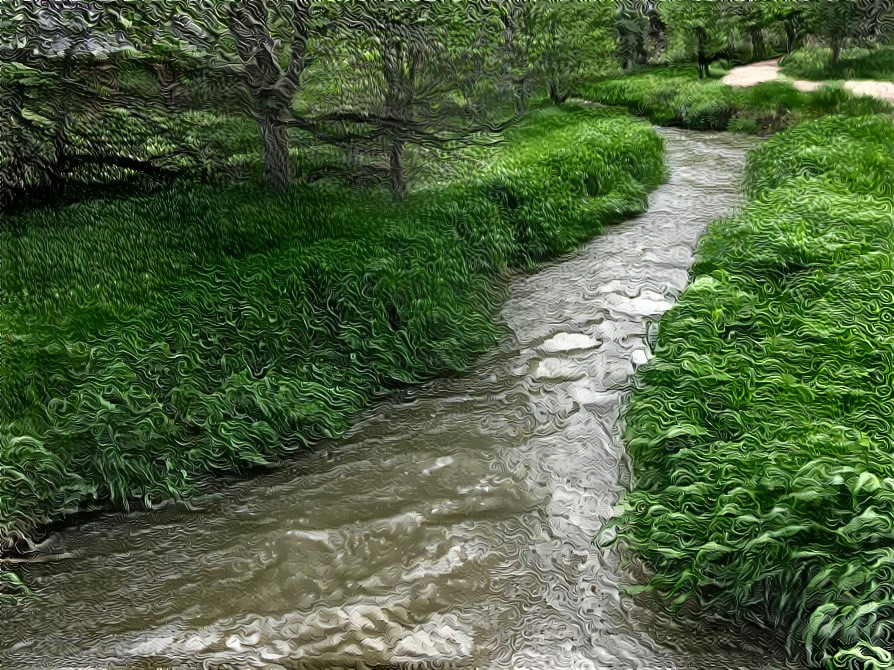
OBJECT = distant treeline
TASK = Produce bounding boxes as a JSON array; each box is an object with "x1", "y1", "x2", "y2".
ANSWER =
[{"x1": 2, "y1": 1, "x2": 891, "y2": 209}]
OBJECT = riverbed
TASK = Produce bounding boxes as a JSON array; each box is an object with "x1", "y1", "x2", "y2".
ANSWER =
[{"x1": 0, "y1": 129, "x2": 800, "y2": 670}]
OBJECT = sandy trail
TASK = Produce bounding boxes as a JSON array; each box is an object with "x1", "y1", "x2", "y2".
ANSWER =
[{"x1": 722, "y1": 58, "x2": 894, "y2": 103}]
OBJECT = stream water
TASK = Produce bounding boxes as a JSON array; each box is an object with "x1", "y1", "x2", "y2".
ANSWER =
[{"x1": 0, "y1": 129, "x2": 801, "y2": 670}]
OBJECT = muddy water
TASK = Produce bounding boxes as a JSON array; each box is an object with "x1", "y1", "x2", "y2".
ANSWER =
[{"x1": 0, "y1": 129, "x2": 800, "y2": 670}]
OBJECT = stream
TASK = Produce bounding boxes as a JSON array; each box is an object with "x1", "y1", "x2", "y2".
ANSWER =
[{"x1": 0, "y1": 129, "x2": 801, "y2": 670}]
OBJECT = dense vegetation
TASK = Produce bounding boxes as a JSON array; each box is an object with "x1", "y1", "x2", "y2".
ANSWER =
[
  {"x1": 0, "y1": 0, "x2": 632, "y2": 564},
  {"x1": 0, "y1": 105, "x2": 665, "y2": 557},
  {"x1": 601, "y1": 6, "x2": 894, "y2": 668},
  {"x1": 6, "y1": 8, "x2": 894, "y2": 667},
  {"x1": 639, "y1": 0, "x2": 891, "y2": 76},
  {"x1": 585, "y1": 65, "x2": 893, "y2": 132},
  {"x1": 614, "y1": 113, "x2": 894, "y2": 668},
  {"x1": 782, "y1": 45, "x2": 894, "y2": 81}
]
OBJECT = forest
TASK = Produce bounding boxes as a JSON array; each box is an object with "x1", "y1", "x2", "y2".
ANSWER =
[{"x1": 3, "y1": 1, "x2": 894, "y2": 669}]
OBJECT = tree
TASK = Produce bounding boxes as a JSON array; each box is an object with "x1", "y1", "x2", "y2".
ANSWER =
[
  {"x1": 0, "y1": 1, "x2": 242, "y2": 206},
  {"x1": 727, "y1": 0, "x2": 776, "y2": 60},
  {"x1": 495, "y1": 0, "x2": 531, "y2": 107},
  {"x1": 768, "y1": 0, "x2": 808, "y2": 54},
  {"x1": 0, "y1": 0, "x2": 347, "y2": 193},
  {"x1": 0, "y1": 0, "x2": 625, "y2": 203},
  {"x1": 127, "y1": 0, "x2": 329, "y2": 190},
  {"x1": 222, "y1": 0, "x2": 317, "y2": 190},
  {"x1": 804, "y1": 0, "x2": 870, "y2": 65},
  {"x1": 522, "y1": 0, "x2": 616, "y2": 103},
  {"x1": 297, "y1": 1, "x2": 516, "y2": 198},
  {"x1": 658, "y1": 0, "x2": 733, "y2": 78},
  {"x1": 616, "y1": 0, "x2": 654, "y2": 70}
]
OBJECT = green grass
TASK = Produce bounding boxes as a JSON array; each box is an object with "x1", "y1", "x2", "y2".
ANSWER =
[
  {"x1": 0, "y1": 105, "x2": 666, "y2": 570},
  {"x1": 612, "y1": 113, "x2": 894, "y2": 669},
  {"x1": 781, "y1": 46, "x2": 894, "y2": 82},
  {"x1": 581, "y1": 66, "x2": 737, "y2": 130},
  {"x1": 582, "y1": 66, "x2": 894, "y2": 133}
]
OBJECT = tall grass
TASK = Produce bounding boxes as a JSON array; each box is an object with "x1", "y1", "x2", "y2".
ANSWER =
[
  {"x1": 613, "y1": 114, "x2": 894, "y2": 669},
  {"x1": 781, "y1": 46, "x2": 894, "y2": 82},
  {"x1": 582, "y1": 67, "x2": 893, "y2": 133},
  {"x1": 0, "y1": 105, "x2": 666, "y2": 565},
  {"x1": 581, "y1": 67, "x2": 738, "y2": 130}
]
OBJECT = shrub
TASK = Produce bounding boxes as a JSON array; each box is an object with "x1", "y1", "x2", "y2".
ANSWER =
[
  {"x1": 613, "y1": 114, "x2": 894, "y2": 668},
  {"x1": 580, "y1": 68, "x2": 736, "y2": 130},
  {"x1": 781, "y1": 46, "x2": 894, "y2": 82},
  {"x1": 583, "y1": 67, "x2": 894, "y2": 134}
]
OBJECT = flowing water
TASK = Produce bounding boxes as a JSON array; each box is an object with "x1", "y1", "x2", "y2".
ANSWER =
[{"x1": 1, "y1": 129, "x2": 800, "y2": 670}]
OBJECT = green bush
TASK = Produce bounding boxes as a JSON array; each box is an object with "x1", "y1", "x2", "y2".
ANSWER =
[
  {"x1": 781, "y1": 46, "x2": 894, "y2": 82},
  {"x1": 580, "y1": 68, "x2": 736, "y2": 130},
  {"x1": 0, "y1": 105, "x2": 666, "y2": 556},
  {"x1": 613, "y1": 114, "x2": 894, "y2": 668},
  {"x1": 583, "y1": 67, "x2": 894, "y2": 133}
]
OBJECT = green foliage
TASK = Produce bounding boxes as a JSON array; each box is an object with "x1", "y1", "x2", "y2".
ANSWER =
[
  {"x1": 781, "y1": 46, "x2": 894, "y2": 82},
  {"x1": 0, "y1": 570, "x2": 35, "y2": 607},
  {"x1": 583, "y1": 67, "x2": 736, "y2": 129},
  {"x1": 522, "y1": 0, "x2": 618, "y2": 101},
  {"x1": 803, "y1": 0, "x2": 874, "y2": 63},
  {"x1": 0, "y1": 46, "x2": 240, "y2": 206},
  {"x1": 722, "y1": 0, "x2": 804, "y2": 59},
  {"x1": 583, "y1": 65, "x2": 894, "y2": 131},
  {"x1": 0, "y1": 106, "x2": 665, "y2": 553},
  {"x1": 649, "y1": 0, "x2": 891, "y2": 69},
  {"x1": 613, "y1": 114, "x2": 894, "y2": 668},
  {"x1": 658, "y1": 0, "x2": 731, "y2": 55},
  {"x1": 615, "y1": 0, "x2": 654, "y2": 70},
  {"x1": 0, "y1": 0, "x2": 625, "y2": 198}
]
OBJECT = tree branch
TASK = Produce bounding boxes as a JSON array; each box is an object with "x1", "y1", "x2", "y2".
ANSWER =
[{"x1": 60, "y1": 153, "x2": 185, "y2": 178}]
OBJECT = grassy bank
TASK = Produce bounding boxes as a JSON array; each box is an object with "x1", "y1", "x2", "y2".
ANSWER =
[
  {"x1": 781, "y1": 46, "x2": 894, "y2": 82},
  {"x1": 613, "y1": 113, "x2": 894, "y2": 668},
  {"x1": 583, "y1": 66, "x2": 893, "y2": 133},
  {"x1": 0, "y1": 105, "x2": 665, "y2": 568}
]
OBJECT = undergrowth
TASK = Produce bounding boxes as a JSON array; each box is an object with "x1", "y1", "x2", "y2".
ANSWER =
[
  {"x1": 583, "y1": 66, "x2": 893, "y2": 132},
  {"x1": 0, "y1": 105, "x2": 666, "y2": 567},
  {"x1": 781, "y1": 46, "x2": 894, "y2": 82},
  {"x1": 613, "y1": 114, "x2": 894, "y2": 669}
]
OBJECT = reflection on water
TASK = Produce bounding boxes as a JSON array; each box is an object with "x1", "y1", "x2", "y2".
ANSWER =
[{"x1": 0, "y1": 129, "x2": 801, "y2": 670}]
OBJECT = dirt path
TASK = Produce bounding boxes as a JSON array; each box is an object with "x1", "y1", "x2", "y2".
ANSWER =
[{"x1": 722, "y1": 58, "x2": 894, "y2": 104}]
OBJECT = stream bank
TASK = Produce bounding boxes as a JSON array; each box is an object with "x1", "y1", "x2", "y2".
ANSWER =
[{"x1": 0, "y1": 129, "x2": 800, "y2": 670}]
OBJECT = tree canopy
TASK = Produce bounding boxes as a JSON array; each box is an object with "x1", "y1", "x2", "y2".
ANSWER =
[{"x1": 2, "y1": 0, "x2": 894, "y2": 204}]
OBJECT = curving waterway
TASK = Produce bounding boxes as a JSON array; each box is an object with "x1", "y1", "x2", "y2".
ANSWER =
[{"x1": 1, "y1": 129, "x2": 802, "y2": 670}]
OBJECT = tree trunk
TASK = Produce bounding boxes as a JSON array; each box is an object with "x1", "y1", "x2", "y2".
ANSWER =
[
  {"x1": 260, "y1": 115, "x2": 291, "y2": 191},
  {"x1": 635, "y1": 38, "x2": 648, "y2": 66},
  {"x1": 784, "y1": 22, "x2": 796, "y2": 54},
  {"x1": 389, "y1": 139, "x2": 406, "y2": 201},
  {"x1": 549, "y1": 81, "x2": 568, "y2": 104},
  {"x1": 227, "y1": 0, "x2": 305, "y2": 192},
  {"x1": 832, "y1": 38, "x2": 841, "y2": 66},
  {"x1": 695, "y1": 27, "x2": 708, "y2": 79}
]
